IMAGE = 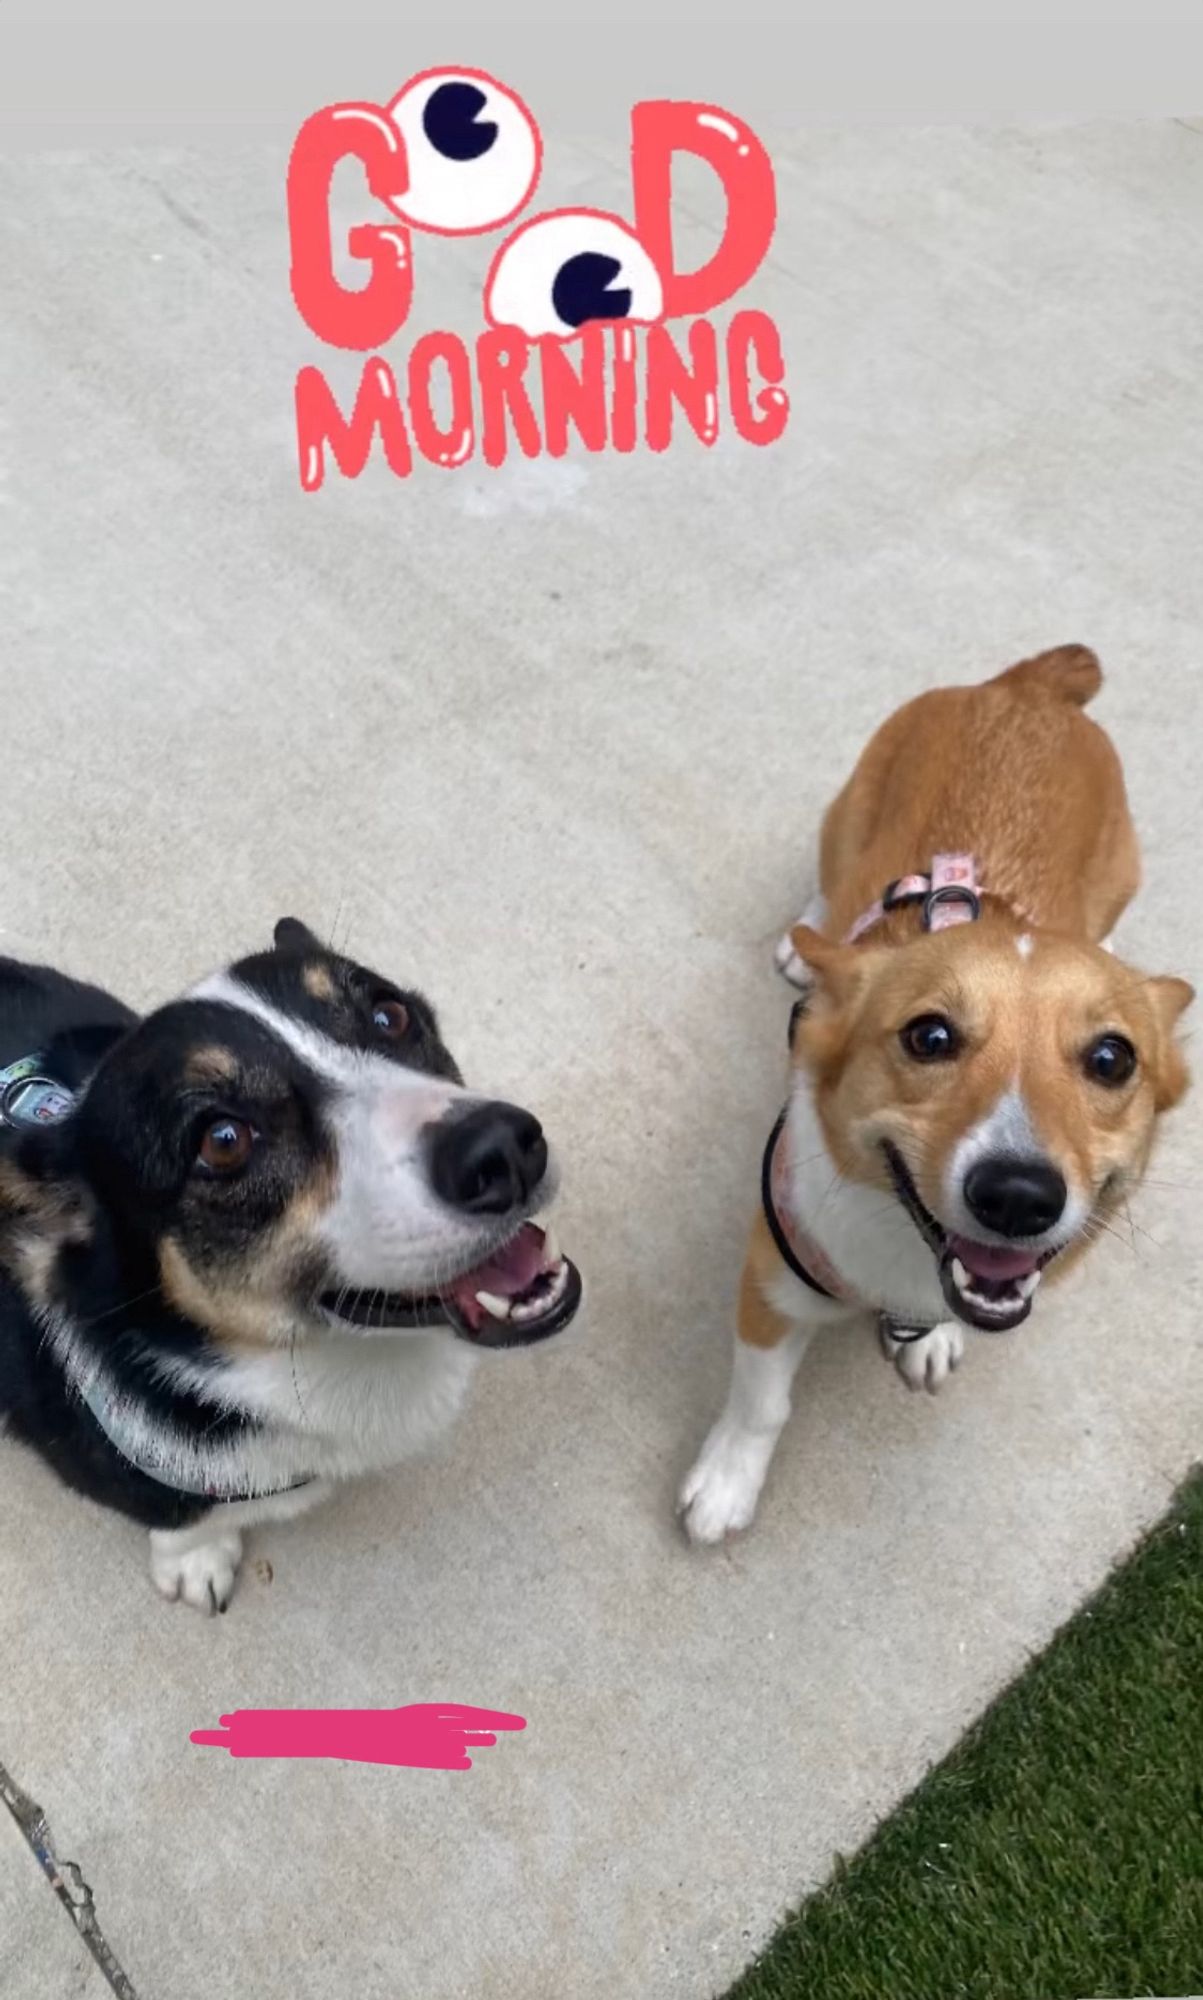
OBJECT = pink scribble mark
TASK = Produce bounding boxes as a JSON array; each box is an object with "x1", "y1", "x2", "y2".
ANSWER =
[{"x1": 190, "y1": 1704, "x2": 525, "y2": 1770}]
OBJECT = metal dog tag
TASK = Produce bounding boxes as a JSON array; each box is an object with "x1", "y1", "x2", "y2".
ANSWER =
[{"x1": 0, "y1": 1056, "x2": 75, "y2": 1129}]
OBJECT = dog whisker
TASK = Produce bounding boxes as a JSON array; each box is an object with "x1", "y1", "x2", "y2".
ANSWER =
[{"x1": 82, "y1": 1283, "x2": 166, "y2": 1329}]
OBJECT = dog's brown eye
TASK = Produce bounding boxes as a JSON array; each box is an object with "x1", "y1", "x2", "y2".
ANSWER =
[
  {"x1": 371, "y1": 996, "x2": 410, "y2": 1039},
  {"x1": 1084, "y1": 1033, "x2": 1137, "y2": 1087},
  {"x1": 198, "y1": 1117, "x2": 256, "y2": 1174},
  {"x1": 900, "y1": 1013, "x2": 960, "y2": 1062}
]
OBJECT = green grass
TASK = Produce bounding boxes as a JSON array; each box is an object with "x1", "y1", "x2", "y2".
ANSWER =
[{"x1": 726, "y1": 1468, "x2": 1203, "y2": 2000}]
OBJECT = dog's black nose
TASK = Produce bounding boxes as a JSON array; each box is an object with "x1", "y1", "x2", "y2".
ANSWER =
[
  {"x1": 429, "y1": 1101, "x2": 547, "y2": 1215},
  {"x1": 963, "y1": 1156, "x2": 1067, "y2": 1239}
]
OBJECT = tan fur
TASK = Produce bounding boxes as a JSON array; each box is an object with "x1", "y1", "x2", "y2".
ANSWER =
[
  {"x1": 795, "y1": 921, "x2": 1188, "y2": 1267},
  {"x1": 0, "y1": 1157, "x2": 52, "y2": 1220},
  {"x1": 743, "y1": 646, "x2": 1193, "y2": 1344},
  {"x1": 817, "y1": 647, "x2": 1140, "y2": 940},
  {"x1": 10, "y1": 1229, "x2": 65, "y2": 1309},
  {"x1": 158, "y1": 1155, "x2": 339, "y2": 1351},
  {"x1": 1, "y1": 1097, "x2": 341, "y2": 1351},
  {"x1": 0, "y1": 1161, "x2": 92, "y2": 1304},
  {"x1": 737, "y1": 1212, "x2": 797, "y2": 1349},
  {"x1": 183, "y1": 1045, "x2": 239, "y2": 1086},
  {"x1": 302, "y1": 962, "x2": 337, "y2": 1002},
  {"x1": 159, "y1": 1240, "x2": 283, "y2": 1348}
]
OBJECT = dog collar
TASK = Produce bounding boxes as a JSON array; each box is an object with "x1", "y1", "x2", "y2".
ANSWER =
[
  {"x1": 78, "y1": 1374, "x2": 315, "y2": 1502},
  {"x1": 0, "y1": 1053, "x2": 75, "y2": 1129},
  {"x1": 846, "y1": 852, "x2": 981, "y2": 943}
]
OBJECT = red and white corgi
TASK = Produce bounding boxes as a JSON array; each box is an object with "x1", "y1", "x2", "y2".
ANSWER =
[{"x1": 680, "y1": 647, "x2": 1193, "y2": 1544}]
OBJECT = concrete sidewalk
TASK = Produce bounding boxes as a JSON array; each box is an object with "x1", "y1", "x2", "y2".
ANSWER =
[{"x1": 1, "y1": 121, "x2": 1200, "y2": 2000}]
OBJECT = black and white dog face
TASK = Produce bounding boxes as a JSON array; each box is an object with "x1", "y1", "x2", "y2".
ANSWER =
[{"x1": 11, "y1": 919, "x2": 580, "y2": 1353}]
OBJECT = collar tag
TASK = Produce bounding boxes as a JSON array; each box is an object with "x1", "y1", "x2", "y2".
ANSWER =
[
  {"x1": 846, "y1": 853, "x2": 982, "y2": 944},
  {"x1": 0, "y1": 1056, "x2": 76, "y2": 1130},
  {"x1": 922, "y1": 853, "x2": 981, "y2": 932}
]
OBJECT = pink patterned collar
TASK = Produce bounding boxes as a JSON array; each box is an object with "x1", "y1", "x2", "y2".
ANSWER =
[{"x1": 845, "y1": 852, "x2": 981, "y2": 943}]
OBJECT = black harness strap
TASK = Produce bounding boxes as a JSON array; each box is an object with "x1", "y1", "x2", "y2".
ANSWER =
[
  {"x1": 760, "y1": 1108, "x2": 837, "y2": 1300},
  {"x1": 763, "y1": 1105, "x2": 937, "y2": 1343},
  {"x1": 879, "y1": 1318, "x2": 935, "y2": 1345}
]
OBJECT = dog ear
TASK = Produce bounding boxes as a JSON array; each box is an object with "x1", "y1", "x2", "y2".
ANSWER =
[
  {"x1": 1146, "y1": 975, "x2": 1194, "y2": 1111},
  {"x1": 273, "y1": 917, "x2": 324, "y2": 955},
  {"x1": 787, "y1": 925, "x2": 870, "y2": 1006}
]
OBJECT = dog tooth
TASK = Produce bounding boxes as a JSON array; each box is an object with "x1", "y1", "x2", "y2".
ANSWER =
[
  {"x1": 541, "y1": 1224, "x2": 561, "y2": 1270},
  {"x1": 475, "y1": 1290, "x2": 512, "y2": 1320},
  {"x1": 951, "y1": 1258, "x2": 969, "y2": 1289}
]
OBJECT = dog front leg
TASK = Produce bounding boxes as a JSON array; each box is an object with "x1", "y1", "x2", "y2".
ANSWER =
[
  {"x1": 149, "y1": 1518, "x2": 245, "y2": 1615},
  {"x1": 147, "y1": 1481, "x2": 332, "y2": 1615},
  {"x1": 880, "y1": 1317, "x2": 965, "y2": 1393},
  {"x1": 679, "y1": 1248, "x2": 813, "y2": 1545}
]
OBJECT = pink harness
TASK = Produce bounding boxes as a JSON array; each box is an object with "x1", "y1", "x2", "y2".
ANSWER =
[
  {"x1": 845, "y1": 851, "x2": 981, "y2": 943},
  {"x1": 765, "y1": 854, "x2": 981, "y2": 1336}
]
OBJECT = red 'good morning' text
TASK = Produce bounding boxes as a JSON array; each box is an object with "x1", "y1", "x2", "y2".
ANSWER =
[{"x1": 287, "y1": 88, "x2": 789, "y2": 488}]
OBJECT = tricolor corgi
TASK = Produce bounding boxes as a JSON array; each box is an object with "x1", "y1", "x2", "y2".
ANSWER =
[{"x1": 0, "y1": 921, "x2": 582, "y2": 1610}]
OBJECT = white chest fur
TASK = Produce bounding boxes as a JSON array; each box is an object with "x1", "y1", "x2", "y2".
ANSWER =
[
  {"x1": 782, "y1": 1083, "x2": 948, "y2": 1326},
  {"x1": 218, "y1": 1328, "x2": 479, "y2": 1477},
  {"x1": 44, "y1": 1308, "x2": 478, "y2": 1496}
]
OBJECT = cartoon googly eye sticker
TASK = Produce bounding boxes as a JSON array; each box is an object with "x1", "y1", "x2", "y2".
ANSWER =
[
  {"x1": 382, "y1": 67, "x2": 541, "y2": 236},
  {"x1": 484, "y1": 208, "x2": 664, "y2": 341}
]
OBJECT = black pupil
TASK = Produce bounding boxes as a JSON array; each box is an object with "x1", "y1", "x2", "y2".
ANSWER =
[
  {"x1": 910, "y1": 1018, "x2": 950, "y2": 1056},
  {"x1": 1094, "y1": 1038, "x2": 1130, "y2": 1079},
  {"x1": 210, "y1": 1122, "x2": 239, "y2": 1151},
  {"x1": 422, "y1": 81, "x2": 498, "y2": 162},
  {"x1": 551, "y1": 252, "x2": 633, "y2": 330}
]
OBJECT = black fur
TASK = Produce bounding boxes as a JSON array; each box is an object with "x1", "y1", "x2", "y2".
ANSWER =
[
  {"x1": 0, "y1": 956, "x2": 218, "y2": 1526},
  {"x1": 0, "y1": 923, "x2": 464, "y2": 1530}
]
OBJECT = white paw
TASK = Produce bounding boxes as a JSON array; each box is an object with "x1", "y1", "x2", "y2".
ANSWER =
[
  {"x1": 885, "y1": 1320, "x2": 965, "y2": 1394},
  {"x1": 775, "y1": 935, "x2": 816, "y2": 992},
  {"x1": 678, "y1": 1426, "x2": 773, "y2": 1545},
  {"x1": 775, "y1": 895, "x2": 827, "y2": 989},
  {"x1": 150, "y1": 1529, "x2": 244, "y2": 1614}
]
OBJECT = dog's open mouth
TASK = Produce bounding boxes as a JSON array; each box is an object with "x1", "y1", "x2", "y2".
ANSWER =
[
  {"x1": 882, "y1": 1143, "x2": 1057, "y2": 1333},
  {"x1": 440, "y1": 1222, "x2": 582, "y2": 1348},
  {"x1": 320, "y1": 1222, "x2": 583, "y2": 1349}
]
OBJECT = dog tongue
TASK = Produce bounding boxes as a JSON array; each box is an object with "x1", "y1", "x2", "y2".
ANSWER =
[
  {"x1": 445, "y1": 1223, "x2": 546, "y2": 1309},
  {"x1": 948, "y1": 1234, "x2": 1041, "y2": 1280}
]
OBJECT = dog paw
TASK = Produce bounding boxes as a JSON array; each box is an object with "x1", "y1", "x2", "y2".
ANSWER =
[
  {"x1": 775, "y1": 895, "x2": 828, "y2": 989},
  {"x1": 884, "y1": 1321, "x2": 964, "y2": 1394},
  {"x1": 678, "y1": 1428, "x2": 771, "y2": 1544},
  {"x1": 774, "y1": 929, "x2": 813, "y2": 990},
  {"x1": 150, "y1": 1529, "x2": 244, "y2": 1614}
]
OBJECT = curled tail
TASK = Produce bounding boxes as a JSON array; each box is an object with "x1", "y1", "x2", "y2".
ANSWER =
[{"x1": 988, "y1": 643, "x2": 1102, "y2": 707}]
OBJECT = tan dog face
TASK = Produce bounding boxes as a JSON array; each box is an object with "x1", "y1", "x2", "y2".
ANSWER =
[{"x1": 790, "y1": 918, "x2": 1192, "y2": 1330}]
